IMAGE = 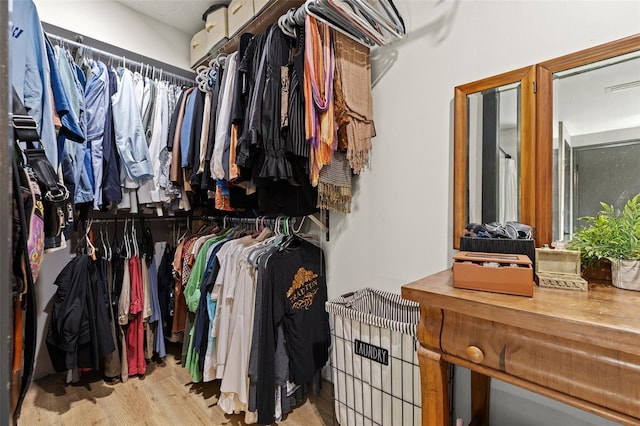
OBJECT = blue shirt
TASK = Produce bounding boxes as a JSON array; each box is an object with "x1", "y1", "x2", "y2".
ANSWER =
[
  {"x1": 111, "y1": 68, "x2": 153, "y2": 180},
  {"x1": 54, "y1": 45, "x2": 93, "y2": 205},
  {"x1": 85, "y1": 61, "x2": 109, "y2": 142},
  {"x1": 180, "y1": 90, "x2": 198, "y2": 168},
  {"x1": 45, "y1": 39, "x2": 83, "y2": 149},
  {"x1": 85, "y1": 61, "x2": 110, "y2": 209},
  {"x1": 11, "y1": 0, "x2": 58, "y2": 168},
  {"x1": 55, "y1": 45, "x2": 85, "y2": 136},
  {"x1": 102, "y1": 68, "x2": 122, "y2": 206}
]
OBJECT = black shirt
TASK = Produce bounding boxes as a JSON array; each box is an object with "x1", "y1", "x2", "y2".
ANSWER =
[{"x1": 256, "y1": 238, "x2": 329, "y2": 424}]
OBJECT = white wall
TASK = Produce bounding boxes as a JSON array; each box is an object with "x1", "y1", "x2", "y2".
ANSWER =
[
  {"x1": 325, "y1": 0, "x2": 640, "y2": 298},
  {"x1": 324, "y1": 1, "x2": 639, "y2": 425},
  {"x1": 33, "y1": 0, "x2": 191, "y2": 70}
]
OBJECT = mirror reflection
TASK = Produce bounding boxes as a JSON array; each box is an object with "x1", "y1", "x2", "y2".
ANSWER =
[
  {"x1": 467, "y1": 82, "x2": 521, "y2": 225},
  {"x1": 552, "y1": 52, "x2": 640, "y2": 242}
]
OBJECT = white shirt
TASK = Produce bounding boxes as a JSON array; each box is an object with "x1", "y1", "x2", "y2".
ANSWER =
[{"x1": 211, "y1": 52, "x2": 238, "y2": 180}]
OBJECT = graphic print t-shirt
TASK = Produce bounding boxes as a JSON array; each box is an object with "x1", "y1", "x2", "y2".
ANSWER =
[{"x1": 269, "y1": 238, "x2": 330, "y2": 385}]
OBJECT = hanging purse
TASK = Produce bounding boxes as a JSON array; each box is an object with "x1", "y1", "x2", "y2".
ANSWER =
[{"x1": 12, "y1": 94, "x2": 71, "y2": 239}]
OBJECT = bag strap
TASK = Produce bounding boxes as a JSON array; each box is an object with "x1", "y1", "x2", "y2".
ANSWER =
[
  {"x1": 10, "y1": 155, "x2": 37, "y2": 422},
  {"x1": 11, "y1": 87, "x2": 40, "y2": 149}
]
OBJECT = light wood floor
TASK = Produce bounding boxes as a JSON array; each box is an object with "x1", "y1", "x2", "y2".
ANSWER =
[{"x1": 19, "y1": 343, "x2": 335, "y2": 425}]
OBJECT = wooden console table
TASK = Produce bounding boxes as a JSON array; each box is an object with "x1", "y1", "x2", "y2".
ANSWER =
[{"x1": 401, "y1": 269, "x2": 640, "y2": 426}]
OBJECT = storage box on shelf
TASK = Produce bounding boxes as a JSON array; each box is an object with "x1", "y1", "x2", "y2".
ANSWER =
[
  {"x1": 190, "y1": 28, "x2": 208, "y2": 67},
  {"x1": 228, "y1": 0, "x2": 255, "y2": 37},
  {"x1": 254, "y1": 0, "x2": 272, "y2": 14},
  {"x1": 535, "y1": 248, "x2": 587, "y2": 291},
  {"x1": 190, "y1": 6, "x2": 230, "y2": 67},
  {"x1": 206, "y1": 7, "x2": 230, "y2": 49},
  {"x1": 191, "y1": 0, "x2": 305, "y2": 69}
]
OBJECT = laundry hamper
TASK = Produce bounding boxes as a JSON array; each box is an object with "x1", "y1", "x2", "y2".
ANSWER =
[{"x1": 326, "y1": 288, "x2": 421, "y2": 426}]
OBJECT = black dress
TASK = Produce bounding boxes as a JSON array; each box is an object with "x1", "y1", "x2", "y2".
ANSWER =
[
  {"x1": 286, "y1": 27, "x2": 309, "y2": 162},
  {"x1": 257, "y1": 25, "x2": 293, "y2": 181}
]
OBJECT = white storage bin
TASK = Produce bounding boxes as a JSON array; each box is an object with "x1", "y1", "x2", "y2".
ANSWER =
[
  {"x1": 190, "y1": 28, "x2": 208, "y2": 67},
  {"x1": 205, "y1": 7, "x2": 229, "y2": 50},
  {"x1": 253, "y1": 0, "x2": 271, "y2": 14},
  {"x1": 227, "y1": 0, "x2": 255, "y2": 36}
]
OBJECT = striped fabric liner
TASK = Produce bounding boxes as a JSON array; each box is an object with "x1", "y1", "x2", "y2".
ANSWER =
[{"x1": 325, "y1": 288, "x2": 420, "y2": 336}]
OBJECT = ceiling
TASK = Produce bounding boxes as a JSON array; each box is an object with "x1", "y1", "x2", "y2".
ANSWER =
[
  {"x1": 556, "y1": 55, "x2": 640, "y2": 139},
  {"x1": 115, "y1": 0, "x2": 212, "y2": 35}
]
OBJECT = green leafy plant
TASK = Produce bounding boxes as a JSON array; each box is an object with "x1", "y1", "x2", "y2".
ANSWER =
[{"x1": 569, "y1": 194, "x2": 640, "y2": 265}]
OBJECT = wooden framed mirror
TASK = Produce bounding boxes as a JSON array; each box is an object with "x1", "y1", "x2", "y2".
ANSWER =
[
  {"x1": 535, "y1": 34, "x2": 640, "y2": 247},
  {"x1": 453, "y1": 66, "x2": 536, "y2": 249}
]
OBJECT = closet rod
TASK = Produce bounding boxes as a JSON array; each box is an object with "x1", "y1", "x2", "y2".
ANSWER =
[
  {"x1": 45, "y1": 32, "x2": 194, "y2": 85},
  {"x1": 87, "y1": 216, "x2": 192, "y2": 224},
  {"x1": 200, "y1": 214, "x2": 330, "y2": 239},
  {"x1": 87, "y1": 214, "x2": 329, "y2": 238},
  {"x1": 200, "y1": 215, "x2": 300, "y2": 227}
]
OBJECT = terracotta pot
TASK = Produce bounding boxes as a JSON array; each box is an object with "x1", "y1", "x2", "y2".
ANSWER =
[
  {"x1": 611, "y1": 259, "x2": 640, "y2": 291},
  {"x1": 582, "y1": 258, "x2": 612, "y2": 283}
]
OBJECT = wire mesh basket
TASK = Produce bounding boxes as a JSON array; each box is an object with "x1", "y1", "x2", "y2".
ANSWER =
[{"x1": 326, "y1": 288, "x2": 421, "y2": 426}]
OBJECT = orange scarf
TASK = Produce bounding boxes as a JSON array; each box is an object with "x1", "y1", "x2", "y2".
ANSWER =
[{"x1": 304, "y1": 16, "x2": 336, "y2": 186}]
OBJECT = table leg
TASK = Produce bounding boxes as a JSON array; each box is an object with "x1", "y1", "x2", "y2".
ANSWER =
[
  {"x1": 418, "y1": 345, "x2": 450, "y2": 426},
  {"x1": 470, "y1": 371, "x2": 490, "y2": 426}
]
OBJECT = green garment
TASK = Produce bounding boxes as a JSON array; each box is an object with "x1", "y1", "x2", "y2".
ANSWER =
[{"x1": 184, "y1": 235, "x2": 226, "y2": 313}]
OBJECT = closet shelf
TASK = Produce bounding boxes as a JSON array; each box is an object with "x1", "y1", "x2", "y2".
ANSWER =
[{"x1": 193, "y1": 0, "x2": 304, "y2": 69}]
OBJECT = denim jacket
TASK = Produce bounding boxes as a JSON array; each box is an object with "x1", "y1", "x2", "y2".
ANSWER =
[{"x1": 11, "y1": 0, "x2": 58, "y2": 168}]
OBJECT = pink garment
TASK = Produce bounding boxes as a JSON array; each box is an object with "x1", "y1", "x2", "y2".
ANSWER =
[{"x1": 126, "y1": 256, "x2": 146, "y2": 376}]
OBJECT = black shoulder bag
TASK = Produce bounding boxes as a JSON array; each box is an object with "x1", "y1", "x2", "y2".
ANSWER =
[{"x1": 12, "y1": 91, "x2": 70, "y2": 239}]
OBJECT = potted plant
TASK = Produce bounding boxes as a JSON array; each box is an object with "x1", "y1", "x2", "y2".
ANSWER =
[{"x1": 569, "y1": 193, "x2": 640, "y2": 290}]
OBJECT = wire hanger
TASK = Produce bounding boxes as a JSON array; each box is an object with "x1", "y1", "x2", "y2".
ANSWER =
[
  {"x1": 214, "y1": 52, "x2": 228, "y2": 69},
  {"x1": 100, "y1": 225, "x2": 108, "y2": 260},
  {"x1": 131, "y1": 222, "x2": 139, "y2": 258},
  {"x1": 292, "y1": 216, "x2": 306, "y2": 234},
  {"x1": 278, "y1": 13, "x2": 297, "y2": 38},
  {"x1": 304, "y1": 0, "x2": 404, "y2": 47},
  {"x1": 124, "y1": 218, "x2": 131, "y2": 258},
  {"x1": 85, "y1": 219, "x2": 96, "y2": 259}
]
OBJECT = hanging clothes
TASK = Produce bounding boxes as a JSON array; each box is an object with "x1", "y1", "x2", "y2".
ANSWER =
[
  {"x1": 101, "y1": 245, "x2": 120, "y2": 380},
  {"x1": 85, "y1": 60, "x2": 110, "y2": 211},
  {"x1": 211, "y1": 53, "x2": 239, "y2": 181},
  {"x1": 53, "y1": 45, "x2": 94, "y2": 206},
  {"x1": 304, "y1": 16, "x2": 336, "y2": 186},
  {"x1": 142, "y1": 76, "x2": 156, "y2": 141},
  {"x1": 256, "y1": 237, "x2": 330, "y2": 424},
  {"x1": 257, "y1": 26, "x2": 293, "y2": 181},
  {"x1": 157, "y1": 243, "x2": 176, "y2": 340},
  {"x1": 333, "y1": 31, "x2": 375, "y2": 175},
  {"x1": 126, "y1": 255, "x2": 146, "y2": 377},
  {"x1": 148, "y1": 80, "x2": 170, "y2": 214},
  {"x1": 147, "y1": 257, "x2": 167, "y2": 359},
  {"x1": 46, "y1": 254, "x2": 116, "y2": 373},
  {"x1": 117, "y1": 246, "x2": 131, "y2": 382},
  {"x1": 101, "y1": 67, "x2": 123, "y2": 208},
  {"x1": 11, "y1": 0, "x2": 58, "y2": 168},
  {"x1": 112, "y1": 68, "x2": 154, "y2": 181},
  {"x1": 172, "y1": 222, "x2": 329, "y2": 424}
]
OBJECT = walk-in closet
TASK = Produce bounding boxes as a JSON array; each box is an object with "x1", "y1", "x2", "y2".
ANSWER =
[
  {"x1": 4, "y1": 1, "x2": 640, "y2": 426},
  {"x1": 7, "y1": 0, "x2": 402, "y2": 424}
]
